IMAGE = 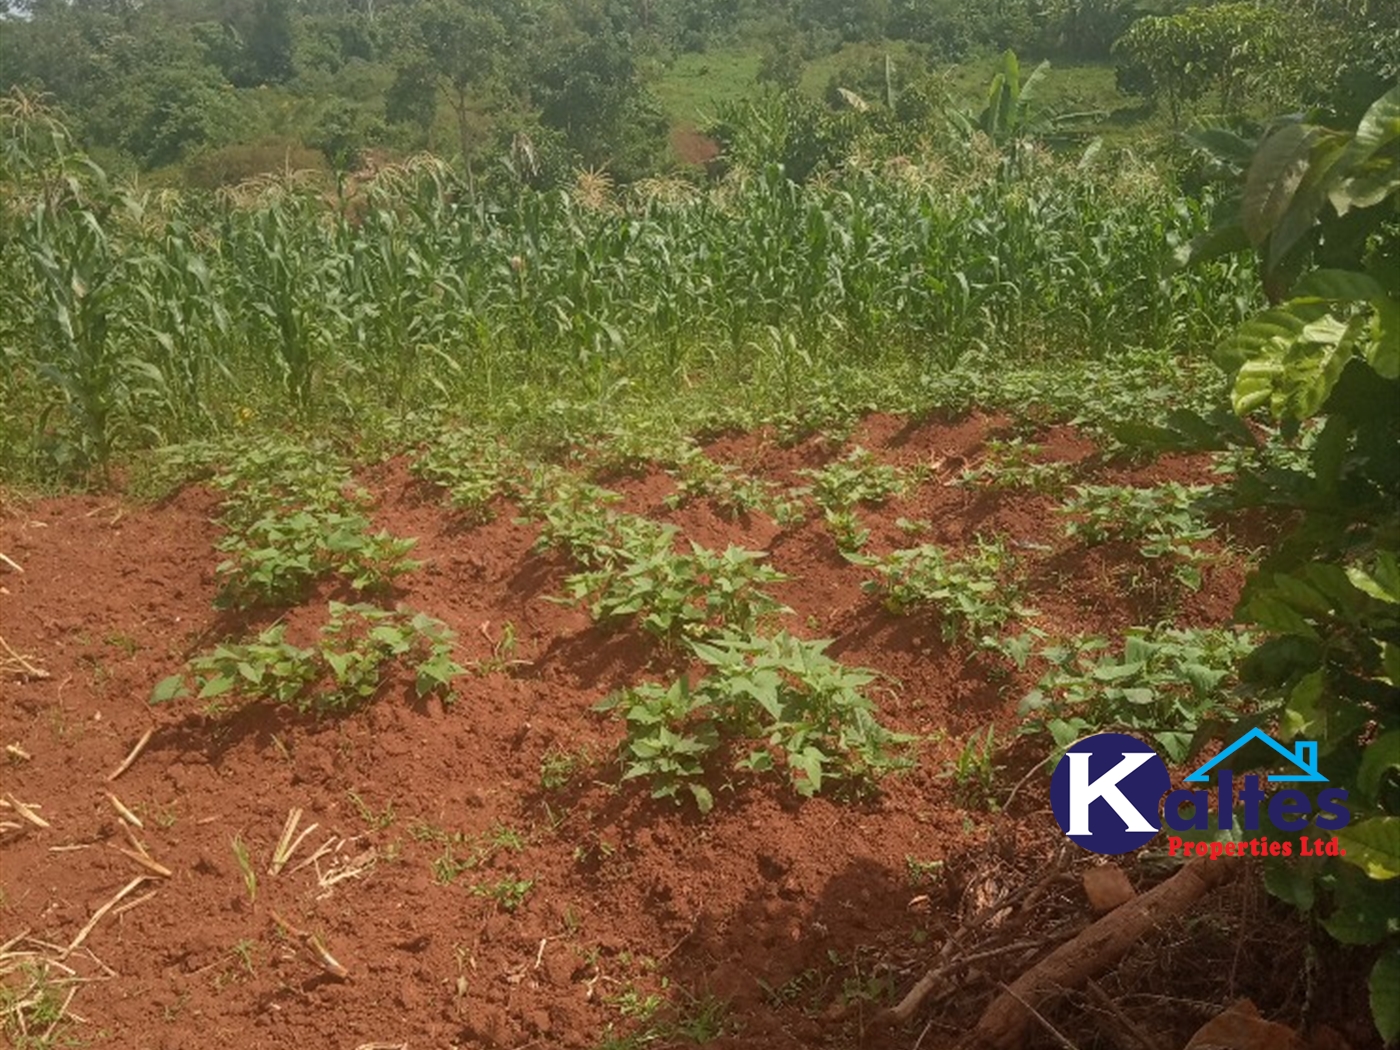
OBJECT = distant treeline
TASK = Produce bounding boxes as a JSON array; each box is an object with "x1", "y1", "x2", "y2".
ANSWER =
[{"x1": 0, "y1": 0, "x2": 1393, "y2": 184}]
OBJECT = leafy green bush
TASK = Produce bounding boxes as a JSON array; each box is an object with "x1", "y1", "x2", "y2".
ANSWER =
[
  {"x1": 664, "y1": 448, "x2": 778, "y2": 520},
  {"x1": 855, "y1": 537, "x2": 1028, "y2": 641},
  {"x1": 1185, "y1": 86, "x2": 1400, "y2": 1042},
  {"x1": 798, "y1": 446, "x2": 910, "y2": 510},
  {"x1": 955, "y1": 437, "x2": 1074, "y2": 496},
  {"x1": 563, "y1": 535, "x2": 789, "y2": 643},
  {"x1": 1018, "y1": 627, "x2": 1254, "y2": 762},
  {"x1": 411, "y1": 427, "x2": 522, "y2": 524},
  {"x1": 209, "y1": 440, "x2": 420, "y2": 608},
  {"x1": 1059, "y1": 482, "x2": 1217, "y2": 589},
  {"x1": 596, "y1": 631, "x2": 912, "y2": 812},
  {"x1": 152, "y1": 602, "x2": 464, "y2": 712}
]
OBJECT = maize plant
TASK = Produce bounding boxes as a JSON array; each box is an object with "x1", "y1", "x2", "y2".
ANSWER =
[{"x1": 0, "y1": 94, "x2": 1263, "y2": 478}]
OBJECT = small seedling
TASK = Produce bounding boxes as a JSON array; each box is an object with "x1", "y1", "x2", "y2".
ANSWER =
[
  {"x1": 470, "y1": 876, "x2": 534, "y2": 912},
  {"x1": 231, "y1": 834, "x2": 257, "y2": 903},
  {"x1": 540, "y1": 745, "x2": 593, "y2": 790}
]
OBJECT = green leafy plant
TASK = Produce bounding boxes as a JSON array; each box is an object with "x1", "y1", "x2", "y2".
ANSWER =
[
  {"x1": 469, "y1": 876, "x2": 534, "y2": 912},
  {"x1": 209, "y1": 441, "x2": 420, "y2": 609},
  {"x1": 664, "y1": 448, "x2": 778, "y2": 520},
  {"x1": 824, "y1": 508, "x2": 870, "y2": 555},
  {"x1": 798, "y1": 446, "x2": 909, "y2": 511},
  {"x1": 151, "y1": 602, "x2": 464, "y2": 713},
  {"x1": 596, "y1": 630, "x2": 912, "y2": 812},
  {"x1": 855, "y1": 537, "x2": 1029, "y2": 641},
  {"x1": 945, "y1": 725, "x2": 1001, "y2": 809},
  {"x1": 1019, "y1": 627, "x2": 1254, "y2": 762},
  {"x1": 955, "y1": 437, "x2": 1075, "y2": 496},
  {"x1": 1059, "y1": 482, "x2": 1218, "y2": 590},
  {"x1": 215, "y1": 508, "x2": 420, "y2": 609},
  {"x1": 411, "y1": 427, "x2": 522, "y2": 523},
  {"x1": 558, "y1": 519, "x2": 789, "y2": 643},
  {"x1": 1180, "y1": 87, "x2": 1400, "y2": 1042}
]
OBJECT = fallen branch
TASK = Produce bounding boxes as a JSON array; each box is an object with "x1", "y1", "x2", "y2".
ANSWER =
[
  {"x1": 4, "y1": 795, "x2": 50, "y2": 830},
  {"x1": 881, "y1": 851, "x2": 1070, "y2": 1027},
  {"x1": 958, "y1": 858, "x2": 1237, "y2": 1050},
  {"x1": 105, "y1": 793, "x2": 142, "y2": 829}
]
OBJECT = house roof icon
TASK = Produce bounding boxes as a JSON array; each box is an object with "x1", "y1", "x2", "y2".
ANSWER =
[{"x1": 1183, "y1": 727, "x2": 1327, "y2": 783}]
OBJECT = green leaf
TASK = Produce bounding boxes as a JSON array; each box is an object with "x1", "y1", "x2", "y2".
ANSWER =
[
  {"x1": 1358, "y1": 731, "x2": 1400, "y2": 802},
  {"x1": 1242, "y1": 123, "x2": 1323, "y2": 247},
  {"x1": 1338, "y1": 818, "x2": 1400, "y2": 880},
  {"x1": 1371, "y1": 948, "x2": 1400, "y2": 1045},
  {"x1": 688, "y1": 783, "x2": 714, "y2": 814},
  {"x1": 1348, "y1": 552, "x2": 1400, "y2": 604},
  {"x1": 198, "y1": 675, "x2": 235, "y2": 700},
  {"x1": 1294, "y1": 268, "x2": 1388, "y2": 303},
  {"x1": 1321, "y1": 866, "x2": 1399, "y2": 944},
  {"x1": 1340, "y1": 84, "x2": 1400, "y2": 174},
  {"x1": 1263, "y1": 856, "x2": 1316, "y2": 913},
  {"x1": 151, "y1": 674, "x2": 187, "y2": 705}
]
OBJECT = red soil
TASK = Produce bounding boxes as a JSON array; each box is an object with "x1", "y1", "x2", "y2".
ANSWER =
[
  {"x1": 669, "y1": 125, "x2": 721, "y2": 168},
  {"x1": 0, "y1": 414, "x2": 1360, "y2": 1050}
]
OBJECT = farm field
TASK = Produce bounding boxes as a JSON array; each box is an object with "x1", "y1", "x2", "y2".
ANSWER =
[
  {"x1": 0, "y1": 401, "x2": 1374, "y2": 1050},
  {"x1": 1, "y1": 79, "x2": 1397, "y2": 1050}
]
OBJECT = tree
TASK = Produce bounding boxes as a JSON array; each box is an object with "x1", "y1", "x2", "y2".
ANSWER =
[
  {"x1": 384, "y1": 0, "x2": 514, "y2": 167},
  {"x1": 530, "y1": 0, "x2": 668, "y2": 181},
  {"x1": 1114, "y1": 3, "x2": 1282, "y2": 126}
]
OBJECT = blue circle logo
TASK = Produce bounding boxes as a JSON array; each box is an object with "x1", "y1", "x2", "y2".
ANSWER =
[{"x1": 1050, "y1": 733, "x2": 1170, "y2": 855}]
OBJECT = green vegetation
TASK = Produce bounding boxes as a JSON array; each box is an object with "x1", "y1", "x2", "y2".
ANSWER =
[
  {"x1": 1019, "y1": 627, "x2": 1254, "y2": 762},
  {"x1": 152, "y1": 602, "x2": 464, "y2": 712},
  {"x1": 1059, "y1": 481, "x2": 1217, "y2": 589},
  {"x1": 2, "y1": 0, "x2": 1397, "y2": 1038},
  {"x1": 854, "y1": 537, "x2": 1028, "y2": 642},
  {"x1": 1180, "y1": 86, "x2": 1400, "y2": 1042},
  {"x1": 596, "y1": 630, "x2": 913, "y2": 812},
  {"x1": 799, "y1": 446, "x2": 911, "y2": 511},
  {"x1": 561, "y1": 533, "x2": 790, "y2": 643},
  {"x1": 955, "y1": 437, "x2": 1075, "y2": 495}
]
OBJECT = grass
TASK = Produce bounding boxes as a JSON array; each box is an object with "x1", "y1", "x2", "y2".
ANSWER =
[
  {"x1": 651, "y1": 41, "x2": 1134, "y2": 132},
  {"x1": 651, "y1": 48, "x2": 765, "y2": 125},
  {"x1": 1, "y1": 963, "x2": 76, "y2": 1049}
]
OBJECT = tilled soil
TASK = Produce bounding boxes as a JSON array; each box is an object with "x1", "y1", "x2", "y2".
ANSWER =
[{"x1": 5, "y1": 413, "x2": 1361, "y2": 1050}]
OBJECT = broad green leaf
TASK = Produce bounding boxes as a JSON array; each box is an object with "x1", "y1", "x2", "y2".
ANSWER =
[
  {"x1": 1216, "y1": 304, "x2": 1315, "y2": 378},
  {"x1": 1294, "y1": 268, "x2": 1388, "y2": 303},
  {"x1": 1358, "y1": 731, "x2": 1400, "y2": 802},
  {"x1": 1338, "y1": 817, "x2": 1400, "y2": 880},
  {"x1": 198, "y1": 675, "x2": 235, "y2": 700},
  {"x1": 1242, "y1": 124, "x2": 1323, "y2": 247},
  {"x1": 1263, "y1": 856, "x2": 1316, "y2": 913},
  {"x1": 1320, "y1": 866, "x2": 1399, "y2": 944},
  {"x1": 1348, "y1": 552, "x2": 1400, "y2": 604},
  {"x1": 151, "y1": 674, "x2": 186, "y2": 704},
  {"x1": 1339, "y1": 84, "x2": 1400, "y2": 175},
  {"x1": 688, "y1": 784, "x2": 714, "y2": 814},
  {"x1": 1371, "y1": 948, "x2": 1400, "y2": 1045}
]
